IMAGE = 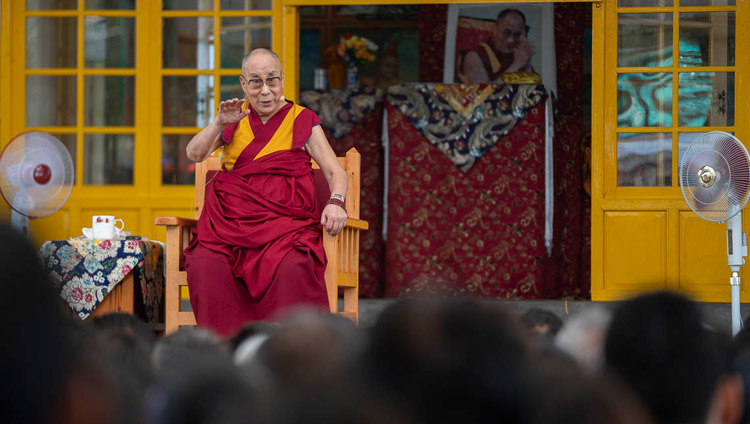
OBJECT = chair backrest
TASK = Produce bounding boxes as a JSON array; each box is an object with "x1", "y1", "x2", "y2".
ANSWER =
[
  {"x1": 194, "y1": 157, "x2": 222, "y2": 219},
  {"x1": 194, "y1": 149, "x2": 361, "y2": 220}
]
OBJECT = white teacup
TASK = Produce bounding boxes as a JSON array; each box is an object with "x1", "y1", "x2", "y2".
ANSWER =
[{"x1": 82, "y1": 215, "x2": 124, "y2": 240}]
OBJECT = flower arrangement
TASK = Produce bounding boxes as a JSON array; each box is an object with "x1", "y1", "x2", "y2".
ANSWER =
[{"x1": 337, "y1": 33, "x2": 378, "y2": 68}]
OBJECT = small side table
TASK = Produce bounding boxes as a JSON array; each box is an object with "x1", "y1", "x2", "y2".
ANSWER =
[{"x1": 39, "y1": 238, "x2": 164, "y2": 326}]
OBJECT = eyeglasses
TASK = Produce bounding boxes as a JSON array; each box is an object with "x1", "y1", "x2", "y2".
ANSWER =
[
  {"x1": 501, "y1": 29, "x2": 526, "y2": 42},
  {"x1": 241, "y1": 75, "x2": 282, "y2": 90}
]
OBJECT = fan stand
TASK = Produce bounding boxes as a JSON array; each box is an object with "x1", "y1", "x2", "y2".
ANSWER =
[
  {"x1": 10, "y1": 210, "x2": 29, "y2": 236},
  {"x1": 727, "y1": 206, "x2": 747, "y2": 336}
]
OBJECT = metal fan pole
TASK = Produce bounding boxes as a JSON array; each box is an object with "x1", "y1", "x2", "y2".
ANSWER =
[
  {"x1": 727, "y1": 211, "x2": 746, "y2": 336},
  {"x1": 10, "y1": 211, "x2": 28, "y2": 236}
]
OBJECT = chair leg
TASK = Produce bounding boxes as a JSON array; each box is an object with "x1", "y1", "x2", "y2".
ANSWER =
[{"x1": 342, "y1": 286, "x2": 358, "y2": 325}]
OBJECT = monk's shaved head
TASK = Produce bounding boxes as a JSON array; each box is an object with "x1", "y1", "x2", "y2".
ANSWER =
[{"x1": 242, "y1": 48, "x2": 282, "y2": 69}]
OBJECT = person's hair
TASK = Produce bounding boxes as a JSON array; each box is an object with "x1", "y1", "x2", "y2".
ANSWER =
[
  {"x1": 241, "y1": 48, "x2": 282, "y2": 70},
  {"x1": 555, "y1": 306, "x2": 612, "y2": 373},
  {"x1": 604, "y1": 291, "x2": 731, "y2": 424},
  {"x1": 730, "y1": 326, "x2": 750, "y2": 424},
  {"x1": 363, "y1": 297, "x2": 534, "y2": 424},
  {"x1": 0, "y1": 223, "x2": 68, "y2": 424},
  {"x1": 152, "y1": 327, "x2": 230, "y2": 375},
  {"x1": 496, "y1": 8, "x2": 530, "y2": 36},
  {"x1": 497, "y1": 8, "x2": 527, "y2": 24},
  {"x1": 91, "y1": 313, "x2": 155, "y2": 424}
]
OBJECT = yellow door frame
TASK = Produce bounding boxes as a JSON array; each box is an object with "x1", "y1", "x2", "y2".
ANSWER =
[{"x1": 593, "y1": 1, "x2": 748, "y2": 302}]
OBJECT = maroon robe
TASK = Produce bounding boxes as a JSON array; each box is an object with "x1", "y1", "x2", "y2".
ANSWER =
[{"x1": 184, "y1": 102, "x2": 328, "y2": 337}]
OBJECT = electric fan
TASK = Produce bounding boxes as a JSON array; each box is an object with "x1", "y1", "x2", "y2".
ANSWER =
[
  {"x1": 679, "y1": 131, "x2": 750, "y2": 336},
  {"x1": 0, "y1": 132, "x2": 74, "y2": 235}
]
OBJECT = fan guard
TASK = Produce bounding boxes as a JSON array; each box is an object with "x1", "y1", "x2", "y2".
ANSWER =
[
  {"x1": 0, "y1": 132, "x2": 74, "y2": 218},
  {"x1": 679, "y1": 131, "x2": 750, "y2": 223}
]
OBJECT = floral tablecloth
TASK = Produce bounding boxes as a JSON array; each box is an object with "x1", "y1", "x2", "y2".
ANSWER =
[{"x1": 39, "y1": 239, "x2": 164, "y2": 322}]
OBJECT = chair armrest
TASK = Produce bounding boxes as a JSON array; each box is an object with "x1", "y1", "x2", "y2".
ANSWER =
[
  {"x1": 346, "y1": 218, "x2": 369, "y2": 230},
  {"x1": 154, "y1": 216, "x2": 198, "y2": 227}
]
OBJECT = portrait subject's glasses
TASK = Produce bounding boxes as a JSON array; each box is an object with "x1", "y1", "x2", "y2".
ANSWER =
[
  {"x1": 241, "y1": 75, "x2": 282, "y2": 90},
  {"x1": 502, "y1": 29, "x2": 526, "y2": 42}
]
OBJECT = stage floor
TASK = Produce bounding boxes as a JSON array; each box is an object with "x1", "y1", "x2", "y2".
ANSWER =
[{"x1": 355, "y1": 298, "x2": 745, "y2": 334}]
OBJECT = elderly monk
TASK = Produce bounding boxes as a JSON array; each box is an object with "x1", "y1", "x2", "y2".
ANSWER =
[
  {"x1": 457, "y1": 8, "x2": 535, "y2": 84},
  {"x1": 183, "y1": 48, "x2": 348, "y2": 337}
]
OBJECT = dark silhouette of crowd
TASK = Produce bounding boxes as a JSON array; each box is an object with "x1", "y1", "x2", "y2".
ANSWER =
[{"x1": 4, "y1": 220, "x2": 750, "y2": 424}]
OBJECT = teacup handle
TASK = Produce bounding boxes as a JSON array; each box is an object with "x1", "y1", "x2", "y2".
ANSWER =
[
  {"x1": 82, "y1": 228, "x2": 93, "y2": 239},
  {"x1": 115, "y1": 219, "x2": 125, "y2": 231}
]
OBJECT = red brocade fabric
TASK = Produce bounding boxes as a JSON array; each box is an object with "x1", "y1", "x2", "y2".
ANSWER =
[
  {"x1": 551, "y1": 2, "x2": 590, "y2": 297},
  {"x1": 385, "y1": 102, "x2": 550, "y2": 298},
  {"x1": 323, "y1": 107, "x2": 386, "y2": 297}
]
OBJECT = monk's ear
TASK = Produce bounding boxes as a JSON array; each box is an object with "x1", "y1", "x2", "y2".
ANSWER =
[{"x1": 712, "y1": 374, "x2": 744, "y2": 424}]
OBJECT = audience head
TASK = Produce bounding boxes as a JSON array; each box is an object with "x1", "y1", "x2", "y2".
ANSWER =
[
  {"x1": 521, "y1": 307, "x2": 563, "y2": 341},
  {"x1": 147, "y1": 327, "x2": 250, "y2": 424},
  {"x1": 253, "y1": 308, "x2": 363, "y2": 390},
  {"x1": 530, "y1": 350, "x2": 656, "y2": 424},
  {"x1": 152, "y1": 327, "x2": 230, "y2": 375},
  {"x1": 729, "y1": 326, "x2": 750, "y2": 424},
  {"x1": 363, "y1": 297, "x2": 533, "y2": 424},
  {"x1": 555, "y1": 306, "x2": 611, "y2": 374},
  {"x1": 91, "y1": 313, "x2": 155, "y2": 424},
  {"x1": 0, "y1": 223, "x2": 67, "y2": 424},
  {"x1": 604, "y1": 291, "x2": 733, "y2": 424}
]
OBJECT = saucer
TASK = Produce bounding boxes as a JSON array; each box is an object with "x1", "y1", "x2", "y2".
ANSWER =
[{"x1": 81, "y1": 228, "x2": 131, "y2": 240}]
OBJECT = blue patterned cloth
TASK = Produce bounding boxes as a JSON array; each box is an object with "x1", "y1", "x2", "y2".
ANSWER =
[
  {"x1": 300, "y1": 86, "x2": 384, "y2": 138},
  {"x1": 39, "y1": 239, "x2": 164, "y2": 323}
]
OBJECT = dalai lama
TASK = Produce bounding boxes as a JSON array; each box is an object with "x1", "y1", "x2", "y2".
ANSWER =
[{"x1": 183, "y1": 48, "x2": 349, "y2": 337}]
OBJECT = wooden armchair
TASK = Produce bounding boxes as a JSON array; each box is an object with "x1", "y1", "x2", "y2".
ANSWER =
[{"x1": 155, "y1": 148, "x2": 368, "y2": 334}]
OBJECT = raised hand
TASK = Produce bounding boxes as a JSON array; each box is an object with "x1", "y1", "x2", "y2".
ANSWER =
[
  {"x1": 512, "y1": 39, "x2": 535, "y2": 70},
  {"x1": 216, "y1": 98, "x2": 250, "y2": 126}
]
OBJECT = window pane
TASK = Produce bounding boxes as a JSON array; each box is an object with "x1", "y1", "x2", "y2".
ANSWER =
[
  {"x1": 85, "y1": 76, "x2": 135, "y2": 126},
  {"x1": 618, "y1": 13, "x2": 673, "y2": 67},
  {"x1": 617, "y1": 133, "x2": 672, "y2": 187},
  {"x1": 678, "y1": 72, "x2": 734, "y2": 127},
  {"x1": 85, "y1": 0, "x2": 135, "y2": 9},
  {"x1": 85, "y1": 17, "x2": 136, "y2": 68},
  {"x1": 221, "y1": 0, "x2": 272, "y2": 10},
  {"x1": 334, "y1": 5, "x2": 419, "y2": 20},
  {"x1": 220, "y1": 17, "x2": 272, "y2": 69},
  {"x1": 162, "y1": 134, "x2": 196, "y2": 185},
  {"x1": 300, "y1": 6, "x2": 323, "y2": 16},
  {"x1": 680, "y1": 0, "x2": 735, "y2": 6},
  {"x1": 679, "y1": 12, "x2": 734, "y2": 67},
  {"x1": 163, "y1": 18, "x2": 215, "y2": 69},
  {"x1": 617, "y1": 73, "x2": 673, "y2": 127},
  {"x1": 618, "y1": 0, "x2": 672, "y2": 5},
  {"x1": 163, "y1": 0, "x2": 213, "y2": 10},
  {"x1": 26, "y1": 0, "x2": 76, "y2": 9},
  {"x1": 84, "y1": 134, "x2": 134, "y2": 185},
  {"x1": 162, "y1": 76, "x2": 215, "y2": 127},
  {"x1": 26, "y1": 76, "x2": 76, "y2": 127},
  {"x1": 26, "y1": 17, "x2": 77, "y2": 68},
  {"x1": 219, "y1": 75, "x2": 243, "y2": 100}
]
